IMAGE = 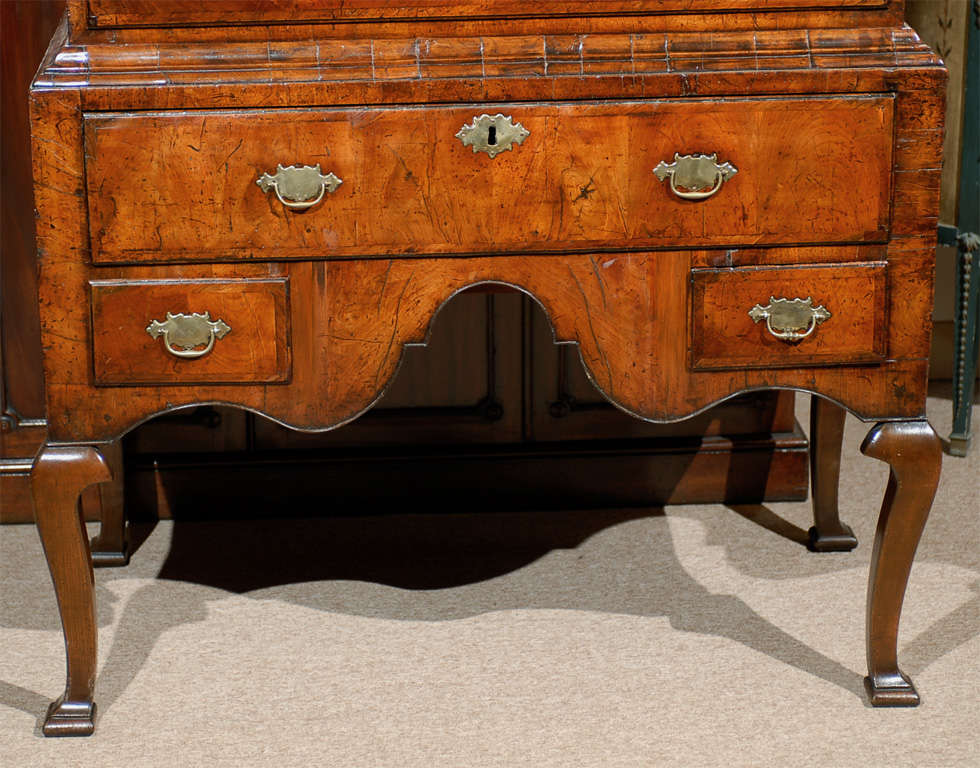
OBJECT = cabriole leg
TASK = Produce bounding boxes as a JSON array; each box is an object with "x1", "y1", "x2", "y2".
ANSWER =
[
  {"x1": 86, "y1": 439, "x2": 129, "y2": 567},
  {"x1": 808, "y1": 396, "x2": 858, "y2": 552},
  {"x1": 32, "y1": 444, "x2": 112, "y2": 736},
  {"x1": 860, "y1": 421, "x2": 942, "y2": 706}
]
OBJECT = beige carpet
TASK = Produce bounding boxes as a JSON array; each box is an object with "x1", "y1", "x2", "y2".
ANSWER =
[{"x1": 2, "y1": 395, "x2": 978, "y2": 768}]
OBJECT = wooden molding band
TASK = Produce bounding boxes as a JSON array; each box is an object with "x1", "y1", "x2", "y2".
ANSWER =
[{"x1": 37, "y1": 26, "x2": 940, "y2": 90}]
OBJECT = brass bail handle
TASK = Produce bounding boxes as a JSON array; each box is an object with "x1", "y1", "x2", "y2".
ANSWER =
[
  {"x1": 257, "y1": 163, "x2": 343, "y2": 210},
  {"x1": 146, "y1": 312, "x2": 231, "y2": 359},
  {"x1": 654, "y1": 153, "x2": 738, "y2": 201},
  {"x1": 748, "y1": 297, "x2": 831, "y2": 342}
]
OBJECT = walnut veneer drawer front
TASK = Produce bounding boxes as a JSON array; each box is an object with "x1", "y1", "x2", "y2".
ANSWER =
[
  {"x1": 690, "y1": 262, "x2": 887, "y2": 370},
  {"x1": 90, "y1": 278, "x2": 291, "y2": 385},
  {"x1": 83, "y1": 96, "x2": 894, "y2": 263}
]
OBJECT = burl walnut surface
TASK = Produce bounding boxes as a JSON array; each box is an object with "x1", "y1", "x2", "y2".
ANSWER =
[
  {"x1": 28, "y1": 0, "x2": 946, "y2": 736},
  {"x1": 83, "y1": 97, "x2": 894, "y2": 261}
]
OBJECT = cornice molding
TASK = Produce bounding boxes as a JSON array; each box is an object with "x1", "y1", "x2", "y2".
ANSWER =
[{"x1": 35, "y1": 25, "x2": 942, "y2": 91}]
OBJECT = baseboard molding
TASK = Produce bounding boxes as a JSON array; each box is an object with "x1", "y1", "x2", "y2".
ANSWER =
[
  {"x1": 0, "y1": 424, "x2": 45, "y2": 523},
  {"x1": 128, "y1": 429, "x2": 809, "y2": 520}
]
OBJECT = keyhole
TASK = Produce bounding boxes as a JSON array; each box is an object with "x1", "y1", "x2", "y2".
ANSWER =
[{"x1": 487, "y1": 125, "x2": 497, "y2": 146}]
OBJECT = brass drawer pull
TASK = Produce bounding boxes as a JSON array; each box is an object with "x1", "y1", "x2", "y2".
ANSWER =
[
  {"x1": 749, "y1": 297, "x2": 831, "y2": 342},
  {"x1": 455, "y1": 114, "x2": 529, "y2": 158},
  {"x1": 256, "y1": 163, "x2": 342, "y2": 210},
  {"x1": 654, "y1": 153, "x2": 737, "y2": 200},
  {"x1": 146, "y1": 311, "x2": 231, "y2": 359}
]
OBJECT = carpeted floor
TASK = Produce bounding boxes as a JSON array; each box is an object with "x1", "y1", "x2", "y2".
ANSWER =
[{"x1": 1, "y1": 395, "x2": 977, "y2": 768}]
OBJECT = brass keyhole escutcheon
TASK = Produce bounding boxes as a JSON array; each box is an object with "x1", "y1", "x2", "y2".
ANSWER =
[{"x1": 455, "y1": 114, "x2": 529, "y2": 158}]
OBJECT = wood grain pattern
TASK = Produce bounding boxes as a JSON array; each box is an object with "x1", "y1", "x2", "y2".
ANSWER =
[
  {"x1": 90, "y1": 278, "x2": 291, "y2": 385},
  {"x1": 860, "y1": 420, "x2": 942, "y2": 705},
  {"x1": 85, "y1": 0, "x2": 892, "y2": 29},
  {"x1": 83, "y1": 96, "x2": 894, "y2": 263},
  {"x1": 690, "y1": 262, "x2": 887, "y2": 370},
  {"x1": 0, "y1": 424, "x2": 48, "y2": 522},
  {"x1": 30, "y1": 0, "x2": 948, "y2": 734},
  {"x1": 35, "y1": 29, "x2": 941, "y2": 122},
  {"x1": 31, "y1": 444, "x2": 111, "y2": 736},
  {"x1": 0, "y1": 0, "x2": 65, "y2": 424},
  {"x1": 29, "y1": 12, "x2": 945, "y2": 443},
  {"x1": 40, "y1": 25, "x2": 937, "y2": 98},
  {"x1": 807, "y1": 397, "x2": 857, "y2": 551},
  {"x1": 33, "y1": 250, "x2": 929, "y2": 442},
  {"x1": 82, "y1": 438, "x2": 127, "y2": 565},
  {"x1": 66, "y1": 0, "x2": 906, "y2": 39}
]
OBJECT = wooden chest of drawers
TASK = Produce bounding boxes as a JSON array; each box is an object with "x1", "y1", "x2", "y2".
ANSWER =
[{"x1": 29, "y1": 0, "x2": 946, "y2": 736}]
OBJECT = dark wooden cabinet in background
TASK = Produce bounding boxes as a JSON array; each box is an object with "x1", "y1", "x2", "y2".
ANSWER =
[{"x1": 0, "y1": 0, "x2": 65, "y2": 520}]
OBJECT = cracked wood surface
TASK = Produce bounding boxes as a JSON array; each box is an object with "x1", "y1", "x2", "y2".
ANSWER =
[
  {"x1": 25, "y1": 2, "x2": 951, "y2": 737},
  {"x1": 30, "y1": 3, "x2": 944, "y2": 442},
  {"x1": 89, "y1": 278, "x2": 291, "y2": 385},
  {"x1": 35, "y1": 247, "x2": 930, "y2": 441},
  {"x1": 83, "y1": 97, "x2": 895, "y2": 262}
]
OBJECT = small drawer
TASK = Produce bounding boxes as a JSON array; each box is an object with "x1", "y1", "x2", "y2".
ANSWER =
[
  {"x1": 84, "y1": 95, "x2": 894, "y2": 263},
  {"x1": 689, "y1": 262, "x2": 887, "y2": 370},
  {"x1": 90, "y1": 278, "x2": 290, "y2": 385}
]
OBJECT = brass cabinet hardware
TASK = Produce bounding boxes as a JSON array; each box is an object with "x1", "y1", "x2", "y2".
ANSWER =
[
  {"x1": 455, "y1": 113, "x2": 529, "y2": 158},
  {"x1": 654, "y1": 152, "x2": 738, "y2": 200},
  {"x1": 256, "y1": 163, "x2": 342, "y2": 210},
  {"x1": 748, "y1": 297, "x2": 831, "y2": 342},
  {"x1": 145, "y1": 311, "x2": 231, "y2": 358}
]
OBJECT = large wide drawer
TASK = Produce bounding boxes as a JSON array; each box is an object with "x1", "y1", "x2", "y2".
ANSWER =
[
  {"x1": 689, "y1": 262, "x2": 887, "y2": 370},
  {"x1": 90, "y1": 278, "x2": 291, "y2": 385},
  {"x1": 84, "y1": 96, "x2": 894, "y2": 263}
]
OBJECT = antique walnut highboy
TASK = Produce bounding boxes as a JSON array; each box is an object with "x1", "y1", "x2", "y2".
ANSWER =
[{"x1": 30, "y1": 0, "x2": 946, "y2": 736}]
